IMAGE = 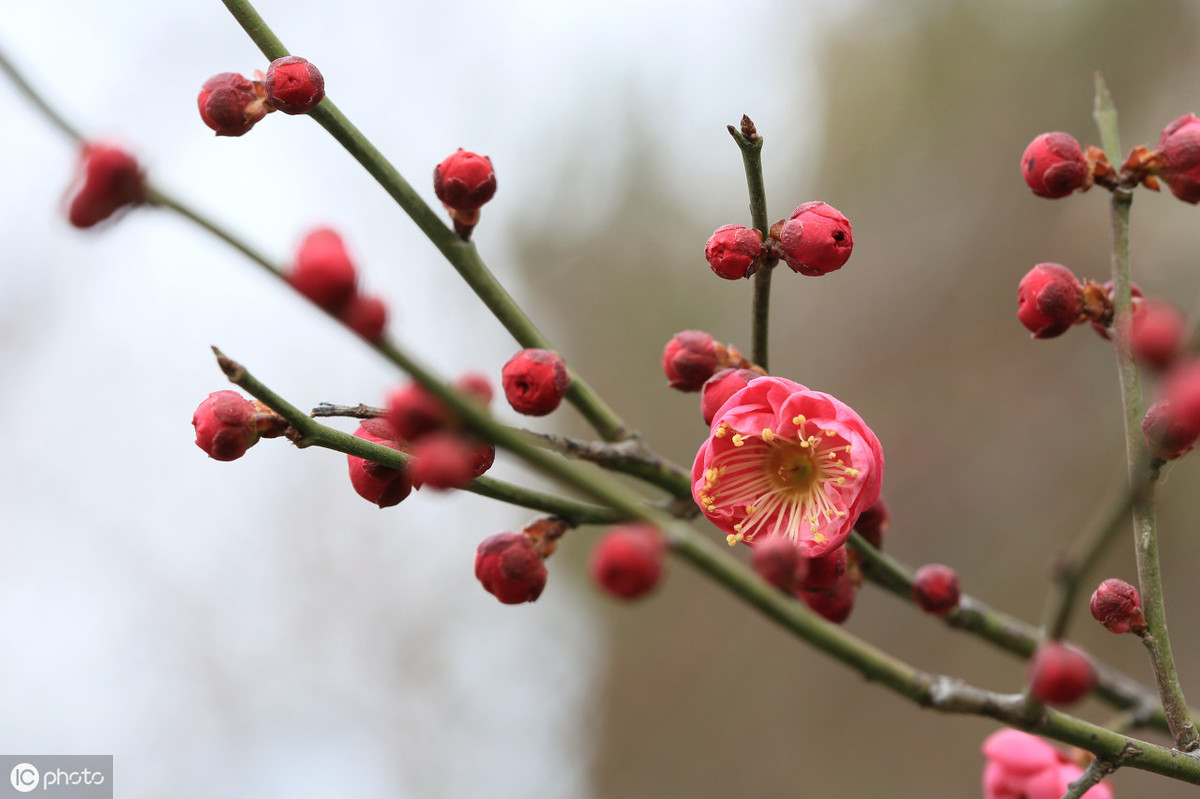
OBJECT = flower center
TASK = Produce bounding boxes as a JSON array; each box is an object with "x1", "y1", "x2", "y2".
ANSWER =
[{"x1": 767, "y1": 445, "x2": 818, "y2": 492}]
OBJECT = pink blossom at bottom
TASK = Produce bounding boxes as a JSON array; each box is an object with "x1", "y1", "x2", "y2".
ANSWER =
[
  {"x1": 982, "y1": 729, "x2": 1112, "y2": 799},
  {"x1": 691, "y1": 376, "x2": 883, "y2": 557}
]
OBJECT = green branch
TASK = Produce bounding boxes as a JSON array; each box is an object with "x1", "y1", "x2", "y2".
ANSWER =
[
  {"x1": 1094, "y1": 74, "x2": 1198, "y2": 751},
  {"x1": 213, "y1": 348, "x2": 627, "y2": 526},
  {"x1": 216, "y1": 0, "x2": 629, "y2": 442},
  {"x1": 848, "y1": 531, "x2": 1183, "y2": 735},
  {"x1": 728, "y1": 116, "x2": 772, "y2": 370}
]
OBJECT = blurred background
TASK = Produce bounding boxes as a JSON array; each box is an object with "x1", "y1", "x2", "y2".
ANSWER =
[{"x1": 3, "y1": 0, "x2": 1200, "y2": 795}]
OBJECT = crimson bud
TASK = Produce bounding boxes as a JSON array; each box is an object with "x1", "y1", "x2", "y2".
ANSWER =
[
  {"x1": 197, "y1": 72, "x2": 268, "y2": 137},
  {"x1": 434, "y1": 149, "x2": 496, "y2": 211},
  {"x1": 778, "y1": 201, "x2": 853, "y2": 276},
  {"x1": 347, "y1": 418, "x2": 413, "y2": 508},
  {"x1": 502, "y1": 348, "x2": 570, "y2": 416},
  {"x1": 797, "y1": 546, "x2": 848, "y2": 593},
  {"x1": 475, "y1": 532, "x2": 547, "y2": 604},
  {"x1": 1142, "y1": 399, "x2": 1200, "y2": 462},
  {"x1": 1089, "y1": 578, "x2": 1145, "y2": 635},
  {"x1": 751, "y1": 536, "x2": 802, "y2": 592},
  {"x1": 1017, "y1": 263, "x2": 1083, "y2": 339},
  {"x1": 288, "y1": 227, "x2": 358, "y2": 311},
  {"x1": 1027, "y1": 641, "x2": 1096, "y2": 705},
  {"x1": 407, "y1": 431, "x2": 485, "y2": 490},
  {"x1": 797, "y1": 571, "x2": 857, "y2": 624},
  {"x1": 1132, "y1": 300, "x2": 1185, "y2": 372},
  {"x1": 264, "y1": 56, "x2": 325, "y2": 114},
  {"x1": 192, "y1": 390, "x2": 260, "y2": 461},
  {"x1": 911, "y1": 563, "x2": 961, "y2": 616},
  {"x1": 340, "y1": 293, "x2": 388, "y2": 341},
  {"x1": 704, "y1": 224, "x2": 763, "y2": 280},
  {"x1": 66, "y1": 144, "x2": 145, "y2": 229},
  {"x1": 1020, "y1": 132, "x2": 1088, "y2": 199},
  {"x1": 662, "y1": 330, "x2": 719, "y2": 392},
  {"x1": 1156, "y1": 113, "x2": 1200, "y2": 203},
  {"x1": 700, "y1": 368, "x2": 760, "y2": 426},
  {"x1": 854, "y1": 497, "x2": 890, "y2": 549},
  {"x1": 588, "y1": 524, "x2": 667, "y2": 600}
]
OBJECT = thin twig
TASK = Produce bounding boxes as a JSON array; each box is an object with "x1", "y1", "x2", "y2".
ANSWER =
[
  {"x1": 1094, "y1": 72, "x2": 1198, "y2": 751},
  {"x1": 728, "y1": 116, "x2": 772, "y2": 370}
]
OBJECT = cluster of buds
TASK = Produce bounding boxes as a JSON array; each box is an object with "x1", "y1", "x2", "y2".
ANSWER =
[
  {"x1": 379, "y1": 375, "x2": 497, "y2": 494},
  {"x1": 1022, "y1": 114, "x2": 1200, "y2": 204},
  {"x1": 197, "y1": 56, "x2": 325, "y2": 137},
  {"x1": 703, "y1": 201, "x2": 854, "y2": 281},
  {"x1": 434, "y1": 149, "x2": 496, "y2": 239},
  {"x1": 1017, "y1": 258, "x2": 1200, "y2": 464},
  {"x1": 287, "y1": 227, "x2": 388, "y2": 341},
  {"x1": 192, "y1": 390, "x2": 288, "y2": 461},
  {"x1": 661, "y1": 330, "x2": 761, "y2": 393},
  {"x1": 64, "y1": 143, "x2": 145, "y2": 229},
  {"x1": 751, "y1": 538, "x2": 860, "y2": 623},
  {"x1": 475, "y1": 519, "x2": 667, "y2": 605}
]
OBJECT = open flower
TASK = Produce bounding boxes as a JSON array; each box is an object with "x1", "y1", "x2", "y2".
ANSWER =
[
  {"x1": 691, "y1": 376, "x2": 883, "y2": 557},
  {"x1": 982, "y1": 729, "x2": 1112, "y2": 799}
]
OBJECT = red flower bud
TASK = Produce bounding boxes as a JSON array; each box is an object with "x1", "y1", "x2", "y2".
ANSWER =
[
  {"x1": 386, "y1": 382, "x2": 449, "y2": 442},
  {"x1": 501, "y1": 348, "x2": 570, "y2": 416},
  {"x1": 347, "y1": 419, "x2": 413, "y2": 508},
  {"x1": 588, "y1": 524, "x2": 667, "y2": 600},
  {"x1": 192, "y1": 390, "x2": 260, "y2": 461},
  {"x1": 1163, "y1": 358, "x2": 1200, "y2": 434},
  {"x1": 1017, "y1": 263, "x2": 1083, "y2": 339},
  {"x1": 1027, "y1": 641, "x2": 1096, "y2": 705},
  {"x1": 264, "y1": 56, "x2": 325, "y2": 115},
  {"x1": 288, "y1": 227, "x2": 358, "y2": 311},
  {"x1": 662, "y1": 330, "x2": 719, "y2": 392},
  {"x1": 751, "y1": 536, "x2": 802, "y2": 592},
  {"x1": 1142, "y1": 398, "x2": 1200, "y2": 462},
  {"x1": 475, "y1": 532, "x2": 547, "y2": 604},
  {"x1": 797, "y1": 546, "x2": 848, "y2": 592},
  {"x1": 340, "y1": 293, "x2": 388, "y2": 341},
  {"x1": 854, "y1": 497, "x2": 890, "y2": 549},
  {"x1": 1089, "y1": 578, "x2": 1145, "y2": 635},
  {"x1": 911, "y1": 563, "x2": 961, "y2": 616},
  {"x1": 454, "y1": 373, "x2": 494, "y2": 409},
  {"x1": 1132, "y1": 300, "x2": 1185, "y2": 372},
  {"x1": 699, "y1": 367, "x2": 760, "y2": 426},
  {"x1": 407, "y1": 431, "x2": 486, "y2": 490},
  {"x1": 797, "y1": 571, "x2": 856, "y2": 624},
  {"x1": 197, "y1": 72, "x2": 268, "y2": 137},
  {"x1": 704, "y1": 224, "x2": 763, "y2": 280},
  {"x1": 434, "y1": 149, "x2": 496, "y2": 211},
  {"x1": 65, "y1": 143, "x2": 145, "y2": 229},
  {"x1": 1020, "y1": 132, "x2": 1088, "y2": 199},
  {"x1": 778, "y1": 201, "x2": 853, "y2": 276},
  {"x1": 1156, "y1": 113, "x2": 1200, "y2": 203}
]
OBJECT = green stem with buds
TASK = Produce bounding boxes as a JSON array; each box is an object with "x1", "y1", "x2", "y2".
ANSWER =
[
  {"x1": 214, "y1": 348, "x2": 627, "y2": 526},
  {"x1": 216, "y1": 0, "x2": 629, "y2": 442},
  {"x1": 728, "y1": 116, "x2": 772, "y2": 371},
  {"x1": 847, "y1": 531, "x2": 1179, "y2": 733},
  {"x1": 1094, "y1": 72, "x2": 1198, "y2": 751}
]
